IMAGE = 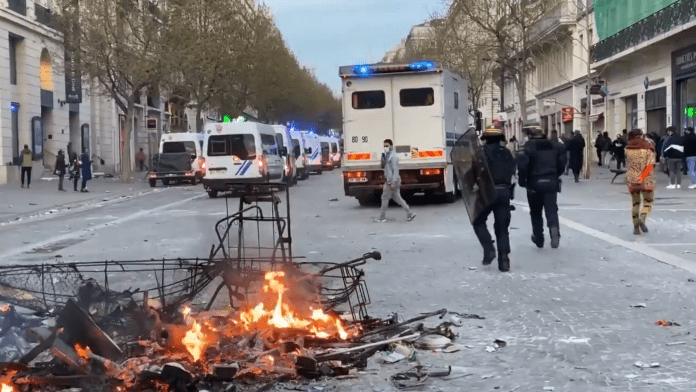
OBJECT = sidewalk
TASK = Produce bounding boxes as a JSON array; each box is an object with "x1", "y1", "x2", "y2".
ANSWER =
[{"x1": 0, "y1": 171, "x2": 156, "y2": 225}]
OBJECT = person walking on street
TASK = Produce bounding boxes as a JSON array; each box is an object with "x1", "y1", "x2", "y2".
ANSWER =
[
  {"x1": 517, "y1": 125, "x2": 567, "y2": 249},
  {"x1": 662, "y1": 126, "x2": 684, "y2": 189},
  {"x1": 621, "y1": 129, "x2": 629, "y2": 144},
  {"x1": 20, "y1": 145, "x2": 32, "y2": 188},
  {"x1": 601, "y1": 131, "x2": 612, "y2": 166},
  {"x1": 594, "y1": 133, "x2": 604, "y2": 166},
  {"x1": 683, "y1": 127, "x2": 696, "y2": 189},
  {"x1": 508, "y1": 135, "x2": 519, "y2": 158},
  {"x1": 55, "y1": 149, "x2": 67, "y2": 191},
  {"x1": 612, "y1": 134, "x2": 627, "y2": 170},
  {"x1": 565, "y1": 130, "x2": 586, "y2": 182},
  {"x1": 377, "y1": 139, "x2": 416, "y2": 222},
  {"x1": 70, "y1": 153, "x2": 81, "y2": 191},
  {"x1": 136, "y1": 148, "x2": 147, "y2": 172},
  {"x1": 472, "y1": 129, "x2": 516, "y2": 272},
  {"x1": 80, "y1": 150, "x2": 93, "y2": 192},
  {"x1": 625, "y1": 129, "x2": 655, "y2": 235}
]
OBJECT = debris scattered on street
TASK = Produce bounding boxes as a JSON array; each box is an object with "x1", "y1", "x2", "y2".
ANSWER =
[
  {"x1": 328, "y1": 198, "x2": 339, "y2": 202},
  {"x1": 630, "y1": 303, "x2": 647, "y2": 308},
  {"x1": 485, "y1": 346, "x2": 496, "y2": 353},
  {"x1": 655, "y1": 320, "x2": 680, "y2": 327},
  {"x1": 493, "y1": 339, "x2": 507, "y2": 348},
  {"x1": 666, "y1": 342, "x2": 686, "y2": 346},
  {"x1": 634, "y1": 361, "x2": 660, "y2": 368}
]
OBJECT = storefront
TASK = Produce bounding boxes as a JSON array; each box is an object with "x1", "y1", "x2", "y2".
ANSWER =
[{"x1": 672, "y1": 43, "x2": 696, "y2": 131}]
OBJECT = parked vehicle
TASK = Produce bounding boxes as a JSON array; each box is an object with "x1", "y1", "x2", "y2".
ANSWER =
[
  {"x1": 319, "y1": 136, "x2": 333, "y2": 171},
  {"x1": 290, "y1": 130, "x2": 310, "y2": 180},
  {"x1": 273, "y1": 125, "x2": 297, "y2": 185},
  {"x1": 338, "y1": 61, "x2": 468, "y2": 205},
  {"x1": 148, "y1": 132, "x2": 204, "y2": 187},
  {"x1": 201, "y1": 122, "x2": 285, "y2": 198},
  {"x1": 303, "y1": 131, "x2": 323, "y2": 175},
  {"x1": 330, "y1": 136, "x2": 341, "y2": 168}
]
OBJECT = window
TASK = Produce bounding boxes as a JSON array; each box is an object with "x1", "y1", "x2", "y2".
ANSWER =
[
  {"x1": 331, "y1": 143, "x2": 338, "y2": 154},
  {"x1": 11, "y1": 103, "x2": 19, "y2": 160},
  {"x1": 626, "y1": 95, "x2": 638, "y2": 130},
  {"x1": 261, "y1": 134, "x2": 278, "y2": 155},
  {"x1": 9, "y1": 36, "x2": 19, "y2": 85},
  {"x1": 400, "y1": 88, "x2": 434, "y2": 107},
  {"x1": 291, "y1": 138, "x2": 301, "y2": 157},
  {"x1": 207, "y1": 134, "x2": 256, "y2": 160},
  {"x1": 8, "y1": 0, "x2": 26, "y2": 16},
  {"x1": 35, "y1": 4, "x2": 52, "y2": 27},
  {"x1": 275, "y1": 134, "x2": 285, "y2": 150},
  {"x1": 646, "y1": 87, "x2": 667, "y2": 110},
  {"x1": 352, "y1": 91, "x2": 385, "y2": 109},
  {"x1": 454, "y1": 92, "x2": 459, "y2": 109},
  {"x1": 162, "y1": 141, "x2": 196, "y2": 155},
  {"x1": 320, "y1": 142, "x2": 330, "y2": 160}
]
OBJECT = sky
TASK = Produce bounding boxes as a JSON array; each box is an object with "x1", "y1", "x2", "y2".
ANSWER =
[{"x1": 265, "y1": 0, "x2": 447, "y2": 95}]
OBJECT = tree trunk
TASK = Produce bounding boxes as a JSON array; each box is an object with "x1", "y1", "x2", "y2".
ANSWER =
[
  {"x1": 196, "y1": 104, "x2": 203, "y2": 133},
  {"x1": 120, "y1": 101, "x2": 135, "y2": 183}
]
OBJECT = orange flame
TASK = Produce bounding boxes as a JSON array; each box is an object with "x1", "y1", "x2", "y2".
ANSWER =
[
  {"x1": 182, "y1": 320, "x2": 205, "y2": 362},
  {"x1": 0, "y1": 305, "x2": 10, "y2": 313},
  {"x1": 0, "y1": 372, "x2": 17, "y2": 392},
  {"x1": 74, "y1": 343, "x2": 91, "y2": 362}
]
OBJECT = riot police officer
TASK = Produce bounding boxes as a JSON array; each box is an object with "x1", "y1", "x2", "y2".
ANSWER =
[
  {"x1": 516, "y1": 125, "x2": 567, "y2": 249},
  {"x1": 473, "y1": 129, "x2": 516, "y2": 272}
]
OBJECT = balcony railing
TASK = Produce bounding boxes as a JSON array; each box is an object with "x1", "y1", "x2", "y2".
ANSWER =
[
  {"x1": 7, "y1": 0, "x2": 26, "y2": 16},
  {"x1": 592, "y1": 0, "x2": 696, "y2": 63},
  {"x1": 529, "y1": 1, "x2": 576, "y2": 43}
]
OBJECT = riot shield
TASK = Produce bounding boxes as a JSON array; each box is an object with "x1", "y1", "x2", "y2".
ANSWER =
[{"x1": 450, "y1": 129, "x2": 497, "y2": 224}]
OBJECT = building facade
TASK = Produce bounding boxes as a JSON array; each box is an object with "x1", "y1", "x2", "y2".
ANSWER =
[{"x1": 591, "y1": 0, "x2": 696, "y2": 138}]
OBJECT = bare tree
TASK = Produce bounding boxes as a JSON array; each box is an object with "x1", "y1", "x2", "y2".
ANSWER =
[
  {"x1": 450, "y1": 0, "x2": 560, "y2": 122},
  {"x1": 55, "y1": 0, "x2": 168, "y2": 183}
]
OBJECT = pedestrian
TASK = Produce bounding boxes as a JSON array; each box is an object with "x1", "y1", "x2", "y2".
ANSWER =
[
  {"x1": 80, "y1": 150, "x2": 93, "y2": 192},
  {"x1": 594, "y1": 133, "x2": 604, "y2": 166},
  {"x1": 508, "y1": 135, "x2": 519, "y2": 158},
  {"x1": 560, "y1": 133, "x2": 571, "y2": 175},
  {"x1": 517, "y1": 125, "x2": 567, "y2": 249},
  {"x1": 136, "y1": 148, "x2": 147, "y2": 172},
  {"x1": 377, "y1": 139, "x2": 416, "y2": 222},
  {"x1": 565, "y1": 130, "x2": 586, "y2": 182},
  {"x1": 20, "y1": 144, "x2": 32, "y2": 188},
  {"x1": 70, "y1": 153, "x2": 81, "y2": 192},
  {"x1": 612, "y1": 134, "x2": 627, "y2": 170},
  {"x1": 683, "y1": 126, "x2": 696, "y2": 189},
  {"x1": 661, "y1": 126, "x2": 684, "y2": 189},
  {"x1": 601, "y1": 131, "x2": 612, "y2": 166},
  {"x1": 621, "y1": 129, "x2": 629, "y2": 144},
  {"x1": 472, "y1": 129, "x2": 516, "y2": 272},
  {"x1": 55, "y1": 149, "x2": 67, "y2": 191},
  {"x1": 625, "y1": 129, "x2": 655, "y2": 235}
]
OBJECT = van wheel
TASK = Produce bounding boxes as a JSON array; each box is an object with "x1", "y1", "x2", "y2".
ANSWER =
[
  {"x1": 444, "y1": 190, "x2": 456, "y2": 203},
  {"x1": 317, "y1": 170, "x2": 323, "y2": 175},
  {"x1": 357, "y1": 195, "x2": 374, "y2": 206},
  {"x1": 149, "y1": 179, "x2": 156, "y2": 187},
  {"x1": 163, "y1": 179, "x2": 170, "y2": 186},
  {"x1": 191, "y1": 176, "x2": 197, "y2": 185},
  {"x1": 207, "y1": 190, "x2": 218, "y2": 198},
  {"x1": 302, "y1": 169, "x2": 309, "y2": 180}
]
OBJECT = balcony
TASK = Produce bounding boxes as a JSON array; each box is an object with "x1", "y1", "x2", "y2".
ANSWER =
[
  {"x1": 592, "y1": 0, "x2": 696, "y2": 63},
  {"x1": 528, "y1": 1, "x2": 576, "y2": 44},
  {"x1": 7, "y1": 0, "x2": 26, "y2": 16}
]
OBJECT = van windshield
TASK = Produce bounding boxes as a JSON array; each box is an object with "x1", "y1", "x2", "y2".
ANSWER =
[
  {"x1": 207, "y1": 134, "x2": 256, "y2": 160},
  {"x1": 162, "y1": 141, "x2": 197, "y2": 155},
  {"x1": 331, "y1": 143, "x2": 338, "y2": 154}
]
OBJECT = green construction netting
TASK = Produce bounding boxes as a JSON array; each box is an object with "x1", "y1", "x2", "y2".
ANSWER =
[{"x1": 594, "y1": 0, "x2": 680, "y2": 40}]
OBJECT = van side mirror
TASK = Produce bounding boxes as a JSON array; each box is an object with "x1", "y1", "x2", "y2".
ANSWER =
[
  {"x1": 306, "y1": 147, "x2": 312, "y2": 154},
  {"x1": 280, "y1": 147, "x2": 288, "y2": 157}
]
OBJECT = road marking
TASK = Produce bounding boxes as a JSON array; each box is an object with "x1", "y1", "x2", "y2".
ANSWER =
[
  {"x1": 514, "y1": 202, "x2": 696, "y2": 274},
  {"x1": 0, "y1": 193, "x2": 205, "y2": 262}
]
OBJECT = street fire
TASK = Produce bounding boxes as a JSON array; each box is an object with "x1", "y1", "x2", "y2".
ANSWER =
[{"x1": 0, "y1": 372, "x2": 16, "y2": 392}]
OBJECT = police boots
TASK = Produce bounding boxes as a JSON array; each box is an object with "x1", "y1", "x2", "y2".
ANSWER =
[
  {"x1": 498, "y1": 254, "x2": 510, "y2": 272},
  {"x1": 482, "y1": 244, "x2": 496, "y2": 266}
]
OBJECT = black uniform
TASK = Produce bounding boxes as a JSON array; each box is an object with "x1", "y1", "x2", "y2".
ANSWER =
[
  {"x1": 517, "y1": 135, "x2": 567, "y2": 249},
  {"x1": 473, "y1": 139, "x2": 516, "y2": 271}
]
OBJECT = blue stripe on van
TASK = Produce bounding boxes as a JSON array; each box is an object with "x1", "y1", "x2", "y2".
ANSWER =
[
  {"x1": 310, "y1": 150, "x2": 319, "y2": 161},
  {"x1": 240, "y1": 161, "x2": 252, "y2": 175}
]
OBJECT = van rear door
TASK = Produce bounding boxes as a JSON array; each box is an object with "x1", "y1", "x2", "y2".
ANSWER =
[
  {"x1": 390, "y1": 74, "x2": 444, "y2": 166},
  {"x1": 205, "y1": 134, "x2": 256, "y2": 179},
  {"x1": 343, "y1": 78, "x2": 393, "y2": 166}
]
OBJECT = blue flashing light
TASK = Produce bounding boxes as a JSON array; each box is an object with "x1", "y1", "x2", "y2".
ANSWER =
[
  {"x1": 352, "y1": 64, "x2": 372, "y2": 77},
  {"x1": 409, "y1": 61, "x2": 434, "y2": 71},
  {"x1": 10, "y1": 103, "x2": 18, "y2": 112}
]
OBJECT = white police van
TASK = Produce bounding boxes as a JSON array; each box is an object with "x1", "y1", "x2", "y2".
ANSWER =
[
  {"x1": 329, "y1": 136, "x2": 341, "y2": 168},
  {"x1": 273, "y1": 125, "x2": 297, "y2": 185},
  {"x1": 201, "y1": 122, "x2": 285, "y2": 198},
  {"x1": 303, "y1": 131, "x2": 323, "y2": 174},
  {"x1": 290, "y1": 130, "x2": 309, "y2": 180}
]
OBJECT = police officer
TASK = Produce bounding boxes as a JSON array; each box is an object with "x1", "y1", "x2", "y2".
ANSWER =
[
  {"x1": 516, "y1": 125, "x2": 567, "y2": 249},
  {"x1": 473, "y1": 129, "x2": 516, "y2": 272}
]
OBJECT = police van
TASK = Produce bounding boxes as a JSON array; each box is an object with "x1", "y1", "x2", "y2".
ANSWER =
[
  {"x1": 303, "y1": 131, "x2": 323, "y2": 174},
  {"x1": 290, "y1": 130, "x2": 310, "y2": 180},
  {"x1": 273, "y1": 125, "x2": 297, "y2": 185},
  {"x1": 329, "y1": 136, "x2": 341, "y2": 168},
  {"x1": 319, "y1": 136, "x2": 333, "y2": 171},
  {"x1": 149, "y1": 132, "x2": 204, "y2": 187},
  {"x1": 201, "y1": 122, "x2": 285, "y2": 198},
  {"x1": 338, "y1": 61, "x2": 468, "y2": 205}
]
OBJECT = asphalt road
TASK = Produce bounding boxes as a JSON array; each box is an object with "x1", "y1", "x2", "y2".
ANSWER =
[{"x1": 2, "y1": 166, "x2": 696, "y2": 391}]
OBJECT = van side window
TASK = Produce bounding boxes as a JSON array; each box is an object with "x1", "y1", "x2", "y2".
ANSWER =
[
  {"x1": 352, "y1": 91, "x2": 386, "y2": 109},
  {"x1": 454, "y1": 92, "x2": 459, "y2": 109},
  {"x1": 275, "y1": 134, "x2": 285, "y2": 150},
  {"x1": 400, "y1": 88, "x2": 434, "y2": 107},
  {"x1": 261, "y1": 134, "x2": 278, "y2": 155},
  {"x1": 207, "y1": 134, "x2": 256, "y2": 160}
]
